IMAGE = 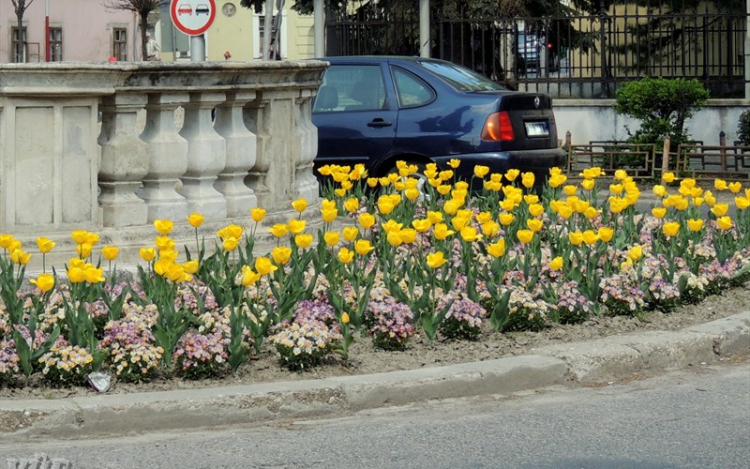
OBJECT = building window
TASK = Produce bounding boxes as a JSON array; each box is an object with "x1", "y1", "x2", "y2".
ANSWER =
[
  {"x1": 113, "y1": 28, "x2": 128, "y2": 61},
  {"x1": 12, "y1": 27, "x2": 27, "y2": 63},
  {"x1": 252, "y1": 10, "x2": 287, "y2": 60},
  {"x1": 49, "y1": 27, "x2": 63, "y2": 62}
]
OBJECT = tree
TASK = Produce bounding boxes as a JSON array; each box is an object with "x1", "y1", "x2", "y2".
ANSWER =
[
  {"x1": 240, "y1": 0, "x2": 287, "y2": 60},
  {"x1": 103, "y1": 0, "x2": 168, "y2": 61},
  {"x1": 10, "y1": 0, "x2": 35, "y2": 61}
]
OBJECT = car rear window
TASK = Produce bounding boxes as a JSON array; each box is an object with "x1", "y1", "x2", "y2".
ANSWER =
[{"x1": 416, "y1": 60, "x2": 507, "y2": 92}]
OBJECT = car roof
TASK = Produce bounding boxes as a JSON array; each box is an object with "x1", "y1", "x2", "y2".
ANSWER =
[{"x1": 317, "y1": 56, "x2": 445, "y2": 65}]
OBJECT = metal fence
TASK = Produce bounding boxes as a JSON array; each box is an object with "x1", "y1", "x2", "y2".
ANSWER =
[{"x1": 324, "y1": 0, "x2": 748, "y2": 99}]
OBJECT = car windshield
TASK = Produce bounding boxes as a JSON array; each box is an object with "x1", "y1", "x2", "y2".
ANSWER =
[{"x1": 417, "y1": 60, "x2": 506, "y2": 92}]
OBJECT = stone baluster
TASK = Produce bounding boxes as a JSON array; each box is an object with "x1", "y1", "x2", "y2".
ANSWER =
[
  {"x1": 244, "y1": 97, "x2": 272, "y2": 208},
  {"x1": 214, "y1": 91, "x2": 258, "y2": 217},
  {"x1": 98, "y1": 94, "x2": 149, "y2": 227},
  {"x1": 292, "y1": 88, "x2": 320, "y2": 204},
  {"x1": 138, "y1": 93, "x2": 189, "y2": 221},
  {"x1": 178, "y1": 92, "x2": 227, "y2": 218}
]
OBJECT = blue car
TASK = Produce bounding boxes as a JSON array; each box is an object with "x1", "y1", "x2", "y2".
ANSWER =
[{"x1": 311, "y1": 56, "x2": 565, "y2": 190}]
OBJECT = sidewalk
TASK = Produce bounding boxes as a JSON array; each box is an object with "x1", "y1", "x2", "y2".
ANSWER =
[{"x1": 2, "y1": 311, "x2": 747, "y2": 441}]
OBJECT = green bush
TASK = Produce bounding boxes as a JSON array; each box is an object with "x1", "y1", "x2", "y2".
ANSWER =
[
  {"x1": 738, "y1": 109, "x2": 750, "y2": 145},
  {"x1": 615, "y1": 77, "x2": 709, "y2": 153}
]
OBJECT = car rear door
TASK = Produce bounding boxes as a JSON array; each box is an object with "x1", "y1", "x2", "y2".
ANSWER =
[{"x1": 312, "y1": 62, "x2": 397, "y2": 172}]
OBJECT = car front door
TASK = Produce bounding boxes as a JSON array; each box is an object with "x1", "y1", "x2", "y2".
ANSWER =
[{"x1": 312, "y1": 62, "x2": 397, "y2": 175}]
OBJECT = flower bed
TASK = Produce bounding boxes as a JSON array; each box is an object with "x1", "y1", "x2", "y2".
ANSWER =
[{"x1": 0, "y1": 164, "x2": 748, "y2": 389}]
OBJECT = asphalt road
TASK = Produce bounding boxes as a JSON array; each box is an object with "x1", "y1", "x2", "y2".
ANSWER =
[{"x1": 2, "y1": 361, "x2": 748, "y2": 469}]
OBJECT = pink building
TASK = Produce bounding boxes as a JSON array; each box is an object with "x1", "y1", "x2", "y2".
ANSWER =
[{"x1": 1, "y1": 0, "x2": 139, "y2": 63}]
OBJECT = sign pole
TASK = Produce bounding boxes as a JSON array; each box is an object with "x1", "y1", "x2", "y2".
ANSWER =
[
  {"x1": 191, "y1": 35, "x2": 205, "y2": 62},
  {"x1": 45, "y1": 0, "x2": 50, "y2": 62}
]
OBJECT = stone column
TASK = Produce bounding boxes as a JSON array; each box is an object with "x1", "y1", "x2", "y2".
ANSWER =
[
  {"x1": 138, "y1": 93, "x2": 190, "y2": 221},
  {"x1": 98, "y1": 94, "x2": 149, "y2": 227},
  {"x1": 292, "y1": 88, "x2": 320, "y2": 204},
  {"x1": 214, "y1": 91, "x2": 258, "y2": 217},
  {"x1": 178, "y1": 92, "x2": 227, "y2": 218},
  {"x1": 244, "y1": 96, "x2": 272, "y2": 208}
]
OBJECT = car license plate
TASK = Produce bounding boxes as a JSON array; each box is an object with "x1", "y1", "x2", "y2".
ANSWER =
[{"x1": 525, "y1": 121, "x2": 549, "y2": 137}]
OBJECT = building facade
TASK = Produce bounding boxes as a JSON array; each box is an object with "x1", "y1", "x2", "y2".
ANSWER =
[{"x1": 0, "y1": 0, "x2": 138, "y2": 63}]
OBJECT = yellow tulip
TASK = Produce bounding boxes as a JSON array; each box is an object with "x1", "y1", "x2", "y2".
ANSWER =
[
  {"x1": 358, "y1": 213, "x2": 376, "y2": 229},
  {"x1": 354, "y1": 239, "x2": 374, "y2": 255},
  {"x1": 341, "y1": 312, "x2": 350, "y2": 324},
  {"x1": 557, "y1": 205, "x2": 574, "y2": 219},
  {"x1": 505, "y1": 169, "x2": 520, "y2": 182},
  {"x1": 334, "y1": 188, "x2": 347, "y2": 198},
  {"x1": 287, "y1": 219, "x2": 306, "y2": 235},
  {"x1": 412, "y1": 218, "x2": 432, "y2": 232},
  {"x1": 443, "y1": 199, "x2": 462, "y2": 216},
  {"x1": 460, "y1": 226, "x2": 482, "y2": 242},
  {"x1": 378, "y1": 200, "x2": 395, "y2": 215},
  {"x1": 481, "y1": 221, "x2": 500, "y2": 238},
  {"x1": 439, "y1": 170, "x2": 454, "y2": 181},
  {"x1": 337, "y1": 247, "x2": 355, "y2": 264},
  {"x1": 71, "y1": 229, "x2": 89, "y2": 245},
  {"x1": 317, "y1": 165, "x2": 332, "y2": 176},
  {"x1": 711, "y1": 203, "x2": 729, "y2": 217},
  {"x1": 716, "y1": 216, "x2": 733, "y2": 231},
  {"x1": 293, "y1": 234, "x2": 313, "y2": 249},
  {"x1": 269, "y1": 223, "x2": 288, "y2": 238},
  {"x1": 488, "y1": 239, "x2": 506, "y2": 258},
  {"x1": 154, "y1": 219, "x2": 174, "y2": 235},
  {"x1": 405, "y1": 188, "x2": 421, "y2": 201},
  {"x1": 250, "y1": 208, "x2": 266, "y2": 223},
  {"x1": 628, "y1": 245, "x2": 643, "y2": 261},
  {"x1": 140, "y1": 247, "x2": 156, "y2": 262},
  {"x1": 693, "y1": 197, "x2": 704, "y2": 207},
  {"x1": 583, "y1": 206, "x2": 599, "y2": 220},
  {"x1": 448, "y1": 158, "x2": 461, "y2": 169},
  {"x1": 526, "y1": 218, "x2": 543, "y2": 232},
  {"x1": 516, "y1": 229, "x2": 534, "y2": 244},
  {"x1": 322, "y1": 199, "x2": 337, "y2": 211},
  {"x1": 562, "y1": 185, "x2": 577, "y2": 196},
  {"x1": 102, "y1": 246, "x2": 119, "y2": 261},
  {"x1": 0, "y1": 234, "x2": 14, "y2": 250},
  {"x1": 433, "y1": 223, "x2": 455, "y2": 240},
  {"x1": 548, "y1": 174, "x2": 567, "y2": 188},
  {"x1": 714, "y1": 179, "x2": 728, "y2": 191},
  {"x1": 736, "y1": 196, "x2": 750, "y2": 210},
  {"x1": 291, "y1": 198, "x2": 309, "y2": 213},
  {"x1": 674, "y1": 197, "x2": 689, "y2": 211},
  {"x1": 426, "y1": 251, "x2": 448, "y2": 269},
  {"x1": 400, "y1": 229, "x2": 417, "y2": 244},
  {"x1": 344, "y1": 198, "x2": 360, "y2": 213},
  {"x1": 598, "y1": 226, "x2": 614, "y2": 242},
  {"x1": 426, "y1": 211, "x2": 444, "y2": 224},
  {"x1": 183, "y1": 260, "x2": 199, "y2": 274},
  {"x1": 582, "y1": 230, "x2": 599, "y2": 245},
  {"x1": 324, "y1": 231, "x2": 340, "y2": 247},
  {"x1": 31, "y1": 273, "x2": 55, "y2": 293},
  {"x1": 474, "y1": 165, "x2": 490, "y2": 178},
  {"x1": 322, "y1": 208, "x2": 339, "y2": 223},
  {"x1": 581, "y1": 179, "x2": 595, "y2": 191},
  {"x1": 528, "y1": 203, "x2": 544, "y2": 217},
  {"x1": 218, "y1": 224, "x2": 243, "y2": 240},
  {"x1": 255, "y1": 256, "x2": 278, "y2": 275},
  {"x1": 498, "y1": 212, "x2": 515, "y2": 226},
  {"x1": 662, "y1": 172, "x2": 676, "y2": 183},
  {"x1": 67, "y1": 266, "x2": 86, "y2": 283},
  {"x1": 652, "y1": 185, "x2": 667, "y2": 198},
  {"x1": 728, "y1": 182, "x2": 742, "y2": 194},
  {"x1": 387, "y1": 230, "x2": 403, "y2": 247},
  {"x1": 614, "y1": 169, "x2": 628, "y2": 181},
  {"x1": 367, "y1": 177, "x2": 379, "y2": 188},
  {"x1": 651, "y1": 207, "x2": 667, "y2": 219},
  {"x1": 342, "y1": 226, "x2": 359, "y2": 242},
  {"x1": 451, "y1": 215, "x2": 470, "y2": 231},
  {"x1": 159, "y1": 249, "x2": 178, "y2": 263},
  {"x1": 662, "y1": 222, "x2": 680, "y2": 237},
  {"x1": 166, "y1": 263, "x2": 189, "y2": 283},
  {"x1": 499, "y1": 198, "x2": 517, "y2": 212},
  {"x1": 241, "y1": 265, "x2": 261, "y2": 287},
  {"x1": 272, "y1": 246, "x2": 292, "y2": 265},
  {"x1": 549, "y1": 256, "x2": 563, "y2": 271},
  {"x1": 187, "y1": 213, "x2": 205, "y2": 228},
  {"x1": 521, "y1": 172, "x2": 535, "y2": 189},
  {"x1": 77, "y1": 243, "x2": 93, "y2": 258},
  {"x1": 36, "y1": 237, "x2": 56, "y2": 254},
  {"x1": 155, "y1": 236, "x2": 175, "y2": 251},
  {"x1": 381, "y1": 219, "x2": 403, "y2": 233},
  {"x1": 704, "y1": 191, "x2": 717, "y2": 206},
  {"x1": 222, "y1": 236, "x2": 239, "y2": 252},
  {"x1": 568, "y1": 231, "x2": 584, "y2": 246},
  {"x1": 687, "y1": 219, "x2": 704, "y2": 232}
]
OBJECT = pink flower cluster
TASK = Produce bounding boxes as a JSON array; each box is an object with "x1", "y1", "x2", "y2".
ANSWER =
[
  {"x1": 366, "y1": 297, "x2": 415, "y2": 350},
  {"x1": 173, "y1": 331, "x2": 229, "y2": 379}
]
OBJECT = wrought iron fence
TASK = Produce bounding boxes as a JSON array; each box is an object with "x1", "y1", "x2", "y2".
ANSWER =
[{"x1": 324, "y1": 0, "x2": 748, "y2": 99}]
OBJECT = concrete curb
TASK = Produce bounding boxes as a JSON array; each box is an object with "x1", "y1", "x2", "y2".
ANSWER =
[{"x1": 2, "y1": 311, "x2": 748, "y2": 440}]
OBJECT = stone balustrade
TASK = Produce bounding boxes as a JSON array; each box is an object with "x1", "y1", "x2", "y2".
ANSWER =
[{"x1": 0, "y1": 61, "x2": 327, "y2": 269}]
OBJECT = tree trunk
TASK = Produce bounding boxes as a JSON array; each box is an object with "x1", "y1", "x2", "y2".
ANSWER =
[{"x1": 140, "y1": 11, "x2": 149, "y2": 61}]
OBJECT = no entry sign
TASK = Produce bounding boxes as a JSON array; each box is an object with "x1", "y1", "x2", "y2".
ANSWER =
[{"x1": 171, "y1": 0, "x2": 217, "y2": 36}]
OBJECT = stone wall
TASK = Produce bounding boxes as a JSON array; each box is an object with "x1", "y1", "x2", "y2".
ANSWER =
[{"x1": 0, "y1": 61, "x2": 327, "y2": 269}]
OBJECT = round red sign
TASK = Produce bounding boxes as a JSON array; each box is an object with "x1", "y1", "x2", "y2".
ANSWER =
[{"x1": 170, "y1": 0, "x2": 217, "y2": 36}]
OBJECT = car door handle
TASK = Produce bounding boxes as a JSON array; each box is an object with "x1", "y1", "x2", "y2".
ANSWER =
[{"x1": 367, "y1": 118, "x2": 392, "y2": 128}]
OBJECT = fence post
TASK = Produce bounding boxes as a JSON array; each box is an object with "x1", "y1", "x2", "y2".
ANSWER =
[
  {"x1": 661, "y1": 137, "x2": 671, "y2": 183},
  {"x1": 565, "y1": 130, "x2": 572, "y2": 149},
  {"x1": 720, "y1": 130, "x2": 727, "y2": 172},
  {"x1": 419, "y1": 0, "x2": 430, "y2": 58}
]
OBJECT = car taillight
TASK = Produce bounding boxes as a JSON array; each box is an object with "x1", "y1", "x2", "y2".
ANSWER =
[{"x1": 481, "y1": 111, "x2": 515, "y2": 142}]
